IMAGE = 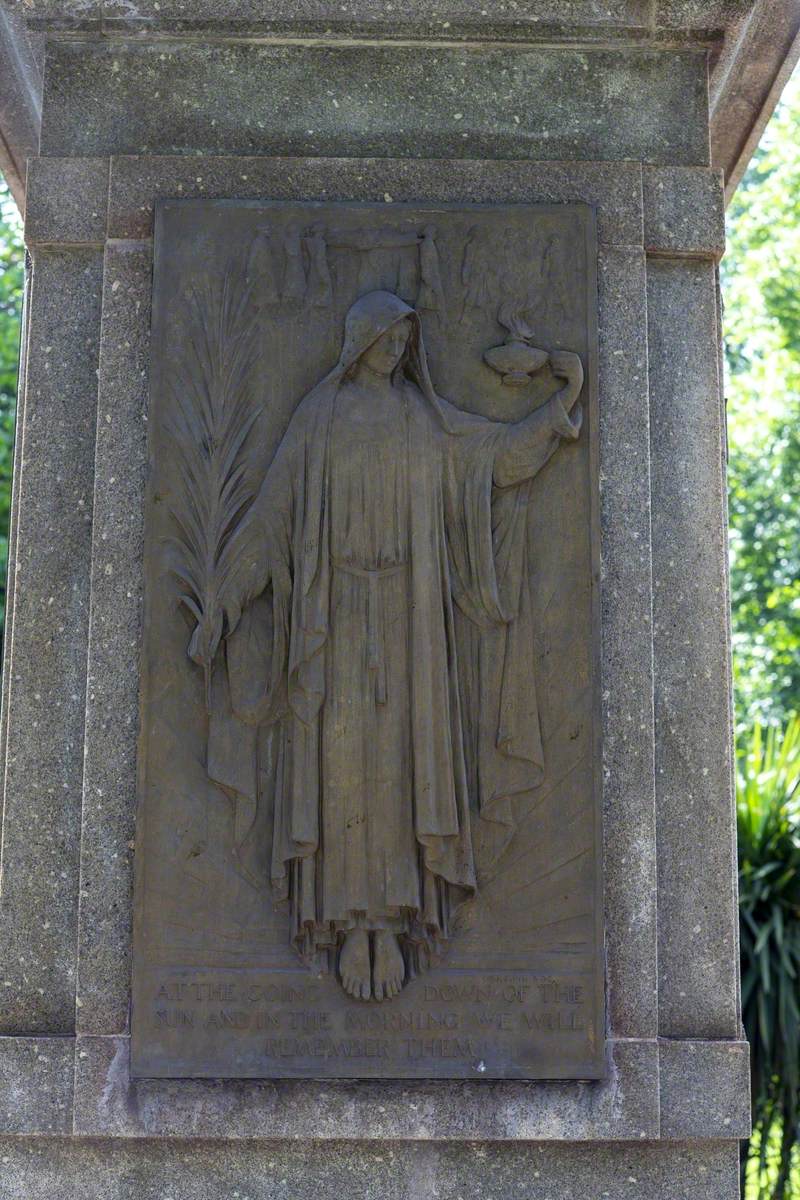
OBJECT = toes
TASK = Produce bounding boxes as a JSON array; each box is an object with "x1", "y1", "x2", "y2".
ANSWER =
[
  {"x1": 360, "y1": 980, "x2": 371, "y2": 1002},
  {"x1": 374, "y1": 981, "x2": 383, "y2": 1002}
]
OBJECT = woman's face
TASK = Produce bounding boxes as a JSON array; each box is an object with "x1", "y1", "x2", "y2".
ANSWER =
[{"x1": 359, "y1": 318, "x2": 412, "y2": 376}]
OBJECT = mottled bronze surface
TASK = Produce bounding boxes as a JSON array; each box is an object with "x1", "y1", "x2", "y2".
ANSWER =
[{"x1": 132, "y1": 200, "x2": 603, "y2": 1080}]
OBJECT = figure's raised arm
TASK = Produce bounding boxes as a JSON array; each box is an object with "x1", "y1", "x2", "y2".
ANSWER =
[
  {"x1": 549, "y1": 350, "x2": 584, "y2": 414},
  {"x1": 492, "y1": 351, "x2": 584, "y2": 488}
]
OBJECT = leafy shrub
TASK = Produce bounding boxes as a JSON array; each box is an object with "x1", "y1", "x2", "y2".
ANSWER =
[
  {"x1": 0, "y1": 177, "x2": 23, "y2": 634},
  {"x1": 738, "y1": 717, "x2": 800, "y2": 1198}
]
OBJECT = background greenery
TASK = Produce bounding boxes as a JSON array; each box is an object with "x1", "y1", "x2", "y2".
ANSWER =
[
  {"x1": 737, "y1": 717, "x2": 800, "y2": 1199},
  {"x1": 0, "y1": 66, "x2": 798, "y2": 1196},
  {"x1": 724, "y1": 71, "x2": 800, "y2": 731},
  {"x1": 723, "y1": 68, "x2": 800, "y2": 1200},
  {"x1": 0, "y1": 180, "x2": 22, "y2": 637}
]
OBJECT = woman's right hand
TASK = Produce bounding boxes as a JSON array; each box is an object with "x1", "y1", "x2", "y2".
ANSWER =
[{"x1": 187, "y1": 606, "x2": 223, "y2": 669}]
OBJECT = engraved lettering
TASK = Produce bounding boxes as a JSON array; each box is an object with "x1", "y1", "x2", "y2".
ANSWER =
[
  {"x1": 205, "y1": 1009, "x2": 250, "y2": 1030},
  {"x1": 155, "y1": 1008, "x2": 196, "y2": 1028},
  {"x1": 263, "y1": 1038, "x2": 389, "y2": 1059},
  {"x1": 476, "y1": 1012, "x2": 513, "y2": 1031},
  {"x1": 523, "y1": 1010, "x2": 586, "y2": 1033},
  {"x1": 345, "y1": 1009, "x2": 459, "y2": 1033},
  {"x1": 404, "y1": 1038, "x2": 475, "y2": 1060},
  {"x1": 287, "y1": 1011, "x2": 332, "y2": 1033}
]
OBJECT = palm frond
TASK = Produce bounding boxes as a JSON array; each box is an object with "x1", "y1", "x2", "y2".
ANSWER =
[{"x1": 163, "y1": 262, "x2": 261, "y2": 709}]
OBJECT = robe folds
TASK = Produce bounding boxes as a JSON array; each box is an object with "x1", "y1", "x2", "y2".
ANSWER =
[{"x1": 205, "y1": 291, "x2": 580, "y2": 968}]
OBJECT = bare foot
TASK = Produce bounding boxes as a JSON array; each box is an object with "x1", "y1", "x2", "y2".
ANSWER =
[
  {"x1": 372, "y1": 930, "x2": 405, "y2": 1001},
  {"x1": 339, "y1": 929, "x2": 371, "y2": 1001}
]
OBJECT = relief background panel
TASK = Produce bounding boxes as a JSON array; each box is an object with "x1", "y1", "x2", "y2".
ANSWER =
[{"x1": 132, "y1": 197, "x2": 602, "y2": 1080}]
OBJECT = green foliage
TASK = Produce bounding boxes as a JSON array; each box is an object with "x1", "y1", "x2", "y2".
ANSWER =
[
  {"x1": 0, "y1": 176, "x2": 23, "y2": 632},
  {"x1": 725, "y1": 72, "x2": 800, "y2": 1199},
  {"x1": 723, "y1": 72, "x2": 800, "y2": 727},
  {"x1": 738, "y1": 717, "x2": 800, "y2": 1199}
]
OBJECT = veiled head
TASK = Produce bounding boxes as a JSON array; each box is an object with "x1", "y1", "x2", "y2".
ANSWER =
[{"x1": 339, "y1": 290, "x2": 419, "y2": 378}]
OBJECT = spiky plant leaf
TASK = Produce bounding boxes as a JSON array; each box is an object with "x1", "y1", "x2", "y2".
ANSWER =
[
  {"x1": 738, "y1": 715, "x2": 800, "y2": 1199},
  {"x1": 163, "y1": 263, "x2": 261, "y2": 709}
]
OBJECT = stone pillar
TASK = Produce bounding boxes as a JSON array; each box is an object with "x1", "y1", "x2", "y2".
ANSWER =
[{"x1": 0, "y1": 3, "x2": 750, "y2": 1195}]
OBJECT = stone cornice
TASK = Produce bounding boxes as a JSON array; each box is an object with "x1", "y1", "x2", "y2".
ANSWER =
[
  {"x1": 0, "y1": 6, "x2": 42, "y2": 208},
  {"x1": 1, "y1": 0, "x2": 799, "y2": 208},
  {"x1": 709, "y1": 0, "x2": 800, "y2": 201}
]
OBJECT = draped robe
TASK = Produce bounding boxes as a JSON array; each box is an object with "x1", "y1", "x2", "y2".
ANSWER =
[{"x1": 205, "y1": 292, "x2": 581, "y2": 969}]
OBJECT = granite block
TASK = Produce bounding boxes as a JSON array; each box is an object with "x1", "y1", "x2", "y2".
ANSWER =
[
  {"x1": 643, "y1": 166, "x2": 725, "y2": 258},
  {"x1": 76, "y1": 243, "x2": 151, "y2": 1036},
  {"x1": 99, "y1": 0, "x2": 653, "y2": 38},
  {"x1": 41, "y1": 41, "x2": 709, "y2": 166},
  {"x1": 597, "y1": 246, "x2": 658, "y2": 1040},
  {"x1": 107, "y1": 155, "x2": 644, "y2": 248},
  {"x1": 0, "y1": 1137, "x2": 743, "y2": 1200},
  {"x1": 73, "y1": 1036, "x2": 659, "y2": 1140},
  {"x1": 0, "y1": 5, "x2": 43, "y2": 208},
  {"x1": 659, "y1": 1039, "x2": 750, "y2": 1138},
  {"x1": 656, "y1": 1, "x2": 754, "y2": 27},
  {"x1": 0, "y1": 247, "x2": 103, "y2": 1034},
  {"x1": 647, "y1": 258, "x2": 739, "y2": 1039},
  {"x1": 0, "y1": 1036, "x2": 74, "y2": 1134},
  {"x1": 6, "y1": 0, "x2": 754, "y2": 36},
  {"x1": 24, "y1": 157, "x2": 109, "y2": 246},
  {"x1": 1, "y1": 0, "x2": 102, "y2": 28}
]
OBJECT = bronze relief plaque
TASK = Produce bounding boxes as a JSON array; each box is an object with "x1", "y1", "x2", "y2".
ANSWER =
[{"x1": 132, "y1": 200, "x2": 603, "y2": 1080}]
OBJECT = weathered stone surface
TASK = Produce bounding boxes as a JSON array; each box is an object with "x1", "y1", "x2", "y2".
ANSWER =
[
  {"x1": 656, "y1": 0, "x2": 754, "y2": 26},
  {"x1": 107, "y1": 156, "x2": 644, "y2": 248},
  {"x1": 659, "y1": 1039, "x2": 750, "y2": 1139},
  {"x1": 0, "y1": 1136, "x2": 743, "y2": 1200},
  {"x1": 24, "y1": 157, "x2": 109, "y2": 245},
  {"x1": 74, "y1": 1035, "x2": 658, "y2": 1139},
  {"x1": 597, "y1": 246, "x2": 658, "y2": 1039},
  {"x1": 0, "y1": 247, "x2": 102, "y2": 1034},
  {"x1": 0, "y1": 1037, "x2": 74, "y2": 1134},
  {"x1": 98, "y1": 0, "x2": 654, "y2": 37},
  {"x1": 710, "y1": 0, "x2": 800, "y2": 201},
  {"x1": 76, "y1": 242, "x2": 151, "y2": 1036},
  {"x1": 5, "y1": 0, "x2": 757, "y2": 36},
  {"x1": 103, "y1": 0, "x2": 650, "y2": 22},
  {"x1": 41, "y1": 42, "x2": 709, "y2": 165},
  {"x1": 0, "y1": 6, "x2": 43, "y2": 208},
  {"x1": 643, "y1": 166, "x2": 725, "y2": 258},
  {"x1": 2, "y1": 0, "x2": 101, "y2": 25},
  {"x1": 647, "y1": 257, "x2": 739, "y2": 1040},
  {"x1": 6, "y1": 0, "x2": 753, "y2": 33}
]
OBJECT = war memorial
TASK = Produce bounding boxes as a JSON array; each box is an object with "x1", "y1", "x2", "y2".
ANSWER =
[{"x1": 0, "y1": 1, "x2": 797, "y2": 1195}]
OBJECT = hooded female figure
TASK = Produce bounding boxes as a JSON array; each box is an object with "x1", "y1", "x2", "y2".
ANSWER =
[{"x1": 192, "y1": 290, "x2": 583, "y2": 1002}]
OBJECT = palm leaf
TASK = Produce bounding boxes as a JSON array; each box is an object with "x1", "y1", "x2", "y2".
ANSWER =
[{"x1": 163, "y1": 262, "x2": 261, "y2": 710}]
